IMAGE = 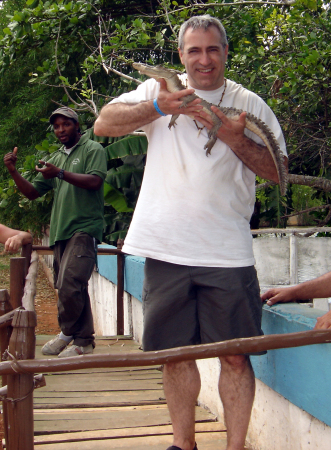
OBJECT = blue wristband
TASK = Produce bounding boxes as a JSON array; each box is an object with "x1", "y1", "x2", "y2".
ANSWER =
[{"x1": 153, "y1": 98, "x2": 167, "y2": 116}]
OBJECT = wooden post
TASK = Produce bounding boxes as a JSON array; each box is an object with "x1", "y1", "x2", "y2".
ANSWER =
[
  {"x1": 6, "y1": 309, "x2": 37, "y2": 450},
  {"x1": 0, "y1": 290, "x2": 13, "y2": 355},
  {"x1": 21, "y1": 251, "x2": 38, "y2": 312},
  {"x1": 9, "y1": 258, "x2": 26, "y2": 309},
  {"x1": 21, "y1": 243, "x2": 32, "y2": 278},
  {"x1": 0, "y1": 290, "x2": 13, "y2": 448},
  {"x1": 116, "y1": 239, "x2": 125, "y2": 336}
]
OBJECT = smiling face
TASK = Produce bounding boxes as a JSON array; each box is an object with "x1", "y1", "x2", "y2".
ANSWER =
[
  {"x1": 52, "y1": 115, "x2": 80, "y2": 149},
  {"x1": 178, "y1": 25, "x2": 228, "y2": 91}
]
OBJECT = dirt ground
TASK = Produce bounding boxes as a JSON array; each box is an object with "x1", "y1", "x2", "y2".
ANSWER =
[
  {"x1": 0, "y1": 249, "x2": 59, "y2": 335},
  {"x1": 0, "y1": 248, "x2": 59, "y2": 448}
]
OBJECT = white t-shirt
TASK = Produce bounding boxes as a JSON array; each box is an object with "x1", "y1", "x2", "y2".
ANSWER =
[{"x1": 110, "y1": 76, "x2": 287, "y2": 267}]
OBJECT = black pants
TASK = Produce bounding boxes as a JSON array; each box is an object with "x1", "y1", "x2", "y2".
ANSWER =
[{"x1": 53, "y1": 232, "x2": 96, "y2": 347}]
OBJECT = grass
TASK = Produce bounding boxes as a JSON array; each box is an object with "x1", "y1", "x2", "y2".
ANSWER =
[{"x1": 0, "y1": 260, "x2": 10, "y2": 270}]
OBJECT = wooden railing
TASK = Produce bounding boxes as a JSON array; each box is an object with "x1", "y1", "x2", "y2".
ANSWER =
[
  {"x1": 0, "y1": 239, "x2": 331, "y2": 449},
  {"x1": 0, "y1": 241, "x2": 126, "y2": 450},
  {"x1": 0, "y1": 244, "x2": 38, "y2": 450}
]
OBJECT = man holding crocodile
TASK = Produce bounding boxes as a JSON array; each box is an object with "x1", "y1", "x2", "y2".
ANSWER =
[{"x1": 95, "y1": 15, "x2": 288, "y2": 450}]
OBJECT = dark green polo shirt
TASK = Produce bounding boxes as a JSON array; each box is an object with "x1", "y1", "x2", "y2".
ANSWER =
[{"x1": 32, "y1": 133, "x2": 107, "y2": 246}]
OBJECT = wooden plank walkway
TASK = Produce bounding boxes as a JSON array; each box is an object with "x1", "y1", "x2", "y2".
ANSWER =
[{"x1": 32, "y1": 335, "x2": 232, "y2": 450}]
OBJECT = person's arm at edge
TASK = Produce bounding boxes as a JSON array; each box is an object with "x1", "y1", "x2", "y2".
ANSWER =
[
  {"x1": 0, "y1": 224, "x2": 32, "y2": 253},
  {"x1": 5, "y1": 231, "x2": 32, "y2": 252},
  {"x1": 261, "y1": 271, "x2": 331, "y2": 306},
  {"x1": 261, "y1": 271, "x2": 331, "y2": 330},
  {"x1": 315, "y1": 310, "x2": 331, "y2": 330}
]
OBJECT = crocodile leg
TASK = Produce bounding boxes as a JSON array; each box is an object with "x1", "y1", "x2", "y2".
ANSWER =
[
  {"x1": 168, "y1": 114, "x2": 179, "y2": 129},
  {"x1": 205, "y1": 123, "x2": 222, "y2": 156}
]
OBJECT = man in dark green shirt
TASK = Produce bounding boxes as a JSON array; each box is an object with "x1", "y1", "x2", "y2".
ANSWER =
[{"x1": 4, "y1": 107, "x2": 107, "y2": 357}]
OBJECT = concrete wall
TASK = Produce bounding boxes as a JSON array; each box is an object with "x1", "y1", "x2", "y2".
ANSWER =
[
  {"x1": 248, "y1": 304, "x2": 331, "y2": 449},
  {"x1": 255, "y1": 234, "x2": 331, "y2": 311}
]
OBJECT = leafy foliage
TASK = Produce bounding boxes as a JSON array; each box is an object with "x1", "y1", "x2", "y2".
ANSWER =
[{"x1": 1, "y1": 0, "x2": 331, "y2": 240}]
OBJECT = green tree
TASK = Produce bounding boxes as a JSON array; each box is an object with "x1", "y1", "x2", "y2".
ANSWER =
[{"x1": 1, "y1": 0, "x2": 331, "y2": 238}]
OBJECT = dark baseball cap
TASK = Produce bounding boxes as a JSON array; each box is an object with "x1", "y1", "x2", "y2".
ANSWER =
[{"x1": 49, "y1": 107, "x2": 79, "y2": 124}]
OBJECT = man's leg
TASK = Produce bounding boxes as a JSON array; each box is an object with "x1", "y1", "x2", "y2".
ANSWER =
[
  {"x1": 141, "y1": 259, "x2": 200, "y2": 449},
  {"x1": 56, "y1": 232, "x2": 96, "y2": 348},
  {"x1": 41, "y1": 240, "x2": 71, "y2": 355},
  {"x1": 219, "y1": 355, "x2": 255, "y2": 450},
  {"x1": 163, "y1": 360, "x2": 200, "y2": 450}
]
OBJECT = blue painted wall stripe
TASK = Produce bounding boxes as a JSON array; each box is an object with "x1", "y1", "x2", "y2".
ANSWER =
[
  {"x1": 97, "y1": 246, "x2": 145, "y2": 300},
  {"x1": 97, "y1": 245, "x2": 118, "y2": 284},
  {"x1": 251, "y1": 304, "x2": 331, "y2": 427}
]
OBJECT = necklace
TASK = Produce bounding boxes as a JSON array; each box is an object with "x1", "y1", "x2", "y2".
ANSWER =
[{"x1": 188, "y1": 78, "x2": 227, "y2": 137}]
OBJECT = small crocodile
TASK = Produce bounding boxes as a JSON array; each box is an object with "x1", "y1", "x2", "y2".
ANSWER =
[{"x1": 132, "y1": 62, "x2": 288, "y2": 196}]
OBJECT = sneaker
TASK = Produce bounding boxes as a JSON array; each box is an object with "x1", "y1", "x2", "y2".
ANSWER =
[
  {"x1": 58, "y1": 344, "x2": 94, "y2": 358},
  {"x1": 42, "y1": 335, "x2": 69, "y2": 355}
]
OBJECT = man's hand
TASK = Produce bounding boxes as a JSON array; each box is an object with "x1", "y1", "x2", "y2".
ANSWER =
[
  {"x1": 156, "y1": 79, "x2": 202, "y2": 117},
  {"x1": 195, "y1": 105, "x2": 280, "y2": 182},
  {"x1": 262, "y1": 286, "x2": 331, "y2": 330},
  {"x1": 3, "y1": 147, "x2": 40, "y2": 200},
  {"x1": 35, "y1": 161, "x2": 61, "y2": 179},
  {"x1": 314, "y1": 311, "x2": 331, "y2": 330},
  {"x1": 261, "y1": 287, "x2": 297, "y2": 306},
  {"x1": 195, "y1": 106, "x2": 247, "y2": 148},
  {"x1": 4, "y1": 147, "x2": 18, "y2": 174}
]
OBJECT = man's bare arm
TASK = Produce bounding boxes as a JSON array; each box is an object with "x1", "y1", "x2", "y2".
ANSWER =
[
  {"x1": 261, "y1": 271, "x2": 331, "y2": 306},
  {"x1": 228, "y1": 131, "x2": 287, "y2": 183},
  {"x1": 3, "y1": 232, "x2": 32, "y2": 253},
  {"x1": 197, "y1": 107, "x2": 288, "y2": 183},
  {"x1": 94, "y1": 79, "x2": 202, "y2": 137},
  {"x1": 0, "y1": 224, "x2": 32, "y2": 253},
  {"x1": 261, "y1": 271, "x2": 331, "y2": 330},
  {"x1": 36, "y1": 162, "x2": 103, "y2": 190},
  {"x1": 94, "y1": 101, "x2": 159, "y2": 137}
]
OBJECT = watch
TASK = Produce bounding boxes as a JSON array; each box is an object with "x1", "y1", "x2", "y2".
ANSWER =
[{"x1": 57, "y1": 169, "x2": 64, "y2": 179}]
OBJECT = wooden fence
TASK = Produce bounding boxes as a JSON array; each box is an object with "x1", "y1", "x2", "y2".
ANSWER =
[
  {"x1": 0, "y1": 241, "x2": 331, "y2": 450},
  {"x1": 0, "y1": 242, "x2": 125, "y2": 450}
]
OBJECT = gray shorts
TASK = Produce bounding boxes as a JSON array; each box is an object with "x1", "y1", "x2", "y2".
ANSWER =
[{"x1": 142, "y1": 258, "x2": 264, "y2": 352}]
